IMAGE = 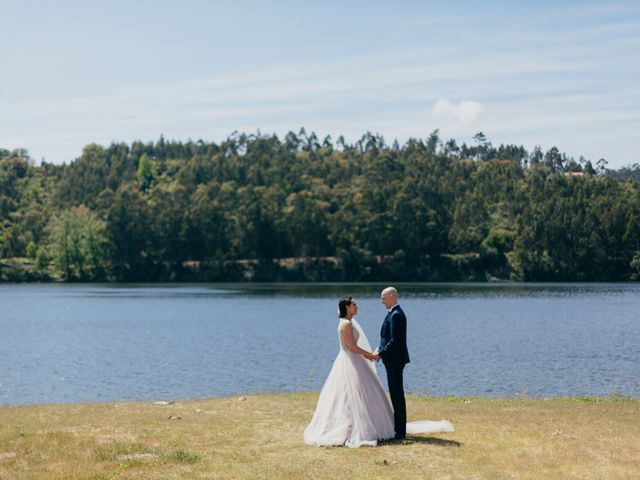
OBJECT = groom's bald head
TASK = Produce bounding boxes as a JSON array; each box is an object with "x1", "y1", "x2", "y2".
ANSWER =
[{"x1": 380, "y1": 287, "x2": 398, "y2": 308}]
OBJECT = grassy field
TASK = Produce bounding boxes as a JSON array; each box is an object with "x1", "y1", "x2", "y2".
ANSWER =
[{"x1": 1, "y1": 393, "x2": 638, "y2": 479}]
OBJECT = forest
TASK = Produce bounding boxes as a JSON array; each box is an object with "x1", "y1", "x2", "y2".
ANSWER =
[{"x1": 2, "y1": 130, "x2": 640, "y2": 282}]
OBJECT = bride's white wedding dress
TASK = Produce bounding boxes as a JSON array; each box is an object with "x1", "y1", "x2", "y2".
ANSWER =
[{"x1": 304, "y1": 318, "x2": 453, "y2": 448}]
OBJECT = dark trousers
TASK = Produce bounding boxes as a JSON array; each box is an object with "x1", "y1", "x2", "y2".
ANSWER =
[{"x1": 384, "y1": 362, "x2": 406, "y2": 437}]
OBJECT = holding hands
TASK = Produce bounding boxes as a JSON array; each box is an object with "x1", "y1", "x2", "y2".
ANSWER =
[{"x1": 365, "y1": 349, "x2": 380, "y2": 362}]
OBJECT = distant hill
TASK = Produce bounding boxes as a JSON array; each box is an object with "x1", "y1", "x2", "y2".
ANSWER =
[{"x1": 1, "y1": 131, "x2": 639, "y2": 282}]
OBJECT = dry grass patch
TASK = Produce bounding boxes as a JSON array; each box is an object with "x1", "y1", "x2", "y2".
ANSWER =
[{"x1": 0, "y1": 393, "x2": 638, "y2": 479}]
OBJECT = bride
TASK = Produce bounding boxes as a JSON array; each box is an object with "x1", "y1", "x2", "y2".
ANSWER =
[{"x1": 304, "y1": 296, "x2": 453, "y2": 448}]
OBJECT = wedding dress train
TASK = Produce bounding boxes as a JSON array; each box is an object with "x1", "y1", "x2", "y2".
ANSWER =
[{"x1": 304, "y1": 318, "x2": 453, "y2": 448}]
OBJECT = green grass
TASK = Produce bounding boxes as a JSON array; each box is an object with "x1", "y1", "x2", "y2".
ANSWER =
[{"x1": 1, "y1": 393, "x2": 639, "y2": 479}]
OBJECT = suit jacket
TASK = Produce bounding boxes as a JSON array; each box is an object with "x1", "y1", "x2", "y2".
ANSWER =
[{"x1": 378, "y1": 305, "x2": 410, "y2": 366}]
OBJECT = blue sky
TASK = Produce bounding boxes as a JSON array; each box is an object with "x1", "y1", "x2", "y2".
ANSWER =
[{"x1": 1, "y1": 0, "x2": 639, "y2": 167}]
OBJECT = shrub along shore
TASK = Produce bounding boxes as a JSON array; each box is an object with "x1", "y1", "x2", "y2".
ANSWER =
[
  {"x1": 0, "y1": 253, "x2": 513, "y2": 283},
  {"x1": 1, "y1": 393, "x2": 638, "y2": 479}
]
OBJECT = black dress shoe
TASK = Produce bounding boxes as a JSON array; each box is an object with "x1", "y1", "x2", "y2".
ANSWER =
[{"x1": 394, "y1": 434, "x2": 406, "y2": 440}]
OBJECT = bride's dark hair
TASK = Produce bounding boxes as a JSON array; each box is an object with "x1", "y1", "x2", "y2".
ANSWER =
[{"x1": 338, "y1": 296, "x2": 354, "y2": 318}]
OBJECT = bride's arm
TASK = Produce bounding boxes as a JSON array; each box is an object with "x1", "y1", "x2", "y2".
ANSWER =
[{"x1": 340, "y1": 324, "x2": 375, "y2": 360}]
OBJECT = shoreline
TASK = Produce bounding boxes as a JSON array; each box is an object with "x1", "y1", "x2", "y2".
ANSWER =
[
  {"x1": 2, "y1": 392, "x2": 639, "y2": 409},
  {"x1": 2, "y1": 277, "x2": 640, "y2": 284},
  {"x1": 4, "y1": 256, "x2": 640, "y2": 284}
]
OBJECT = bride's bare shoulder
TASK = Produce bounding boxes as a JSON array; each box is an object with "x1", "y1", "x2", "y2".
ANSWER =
[{"x1": 338, "y1": 318, "x2": 352, "y2": 329}]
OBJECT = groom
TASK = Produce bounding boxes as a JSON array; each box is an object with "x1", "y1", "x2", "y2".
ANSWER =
[{"x1": 373, "y1": 286, "x2": 410, "y2": 439}]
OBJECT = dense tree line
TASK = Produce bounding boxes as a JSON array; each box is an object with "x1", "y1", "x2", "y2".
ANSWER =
[{"x1": 1, "y1": 131, "x2": 639, "y2": 282}]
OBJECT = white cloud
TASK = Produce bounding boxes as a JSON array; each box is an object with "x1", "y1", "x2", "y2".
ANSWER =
[{"x1": 432, "y1": 99, "x2": 485, "y2": 123}]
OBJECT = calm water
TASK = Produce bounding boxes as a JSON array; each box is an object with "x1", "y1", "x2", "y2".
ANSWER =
[{"x1": 1, "y1": 283, "x2": 639, "y2": 405}]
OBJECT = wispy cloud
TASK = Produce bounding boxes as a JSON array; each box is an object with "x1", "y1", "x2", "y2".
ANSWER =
[{"x1": 1, "y1": 2, "x2": 639, "y2": 166}]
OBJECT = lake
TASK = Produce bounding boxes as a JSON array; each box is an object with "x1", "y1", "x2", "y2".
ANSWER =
[{"x1": 1, "y1": 283, "x2": 639, "y2": 405}]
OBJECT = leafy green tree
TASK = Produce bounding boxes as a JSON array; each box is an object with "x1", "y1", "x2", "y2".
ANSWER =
[
  {"x1": 2, "y1": 132, "x2": 640, "y2": 282},
  {"x1": 46, "y1": 206, "x2": 109, "y2": 280},
  {"x1": 183, "y1": 182, "x2": 235, "y2": 262},
  {"x1": 107, "y1": 183, "x2": 150, "y2": 280},
  {"x1": 136, "y1": 153, "x2": 157, "y2": 191},
  {"x1": 25, "y1": 241, "x2": 37, "y2": 259},
  {"x1": 631, "y1": 252, "x2": 640, "y2": 280}
]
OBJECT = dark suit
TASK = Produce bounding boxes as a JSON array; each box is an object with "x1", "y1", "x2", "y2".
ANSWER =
[{"x1": 378, "y1": 304, "x2": 410, "y2": 438}]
